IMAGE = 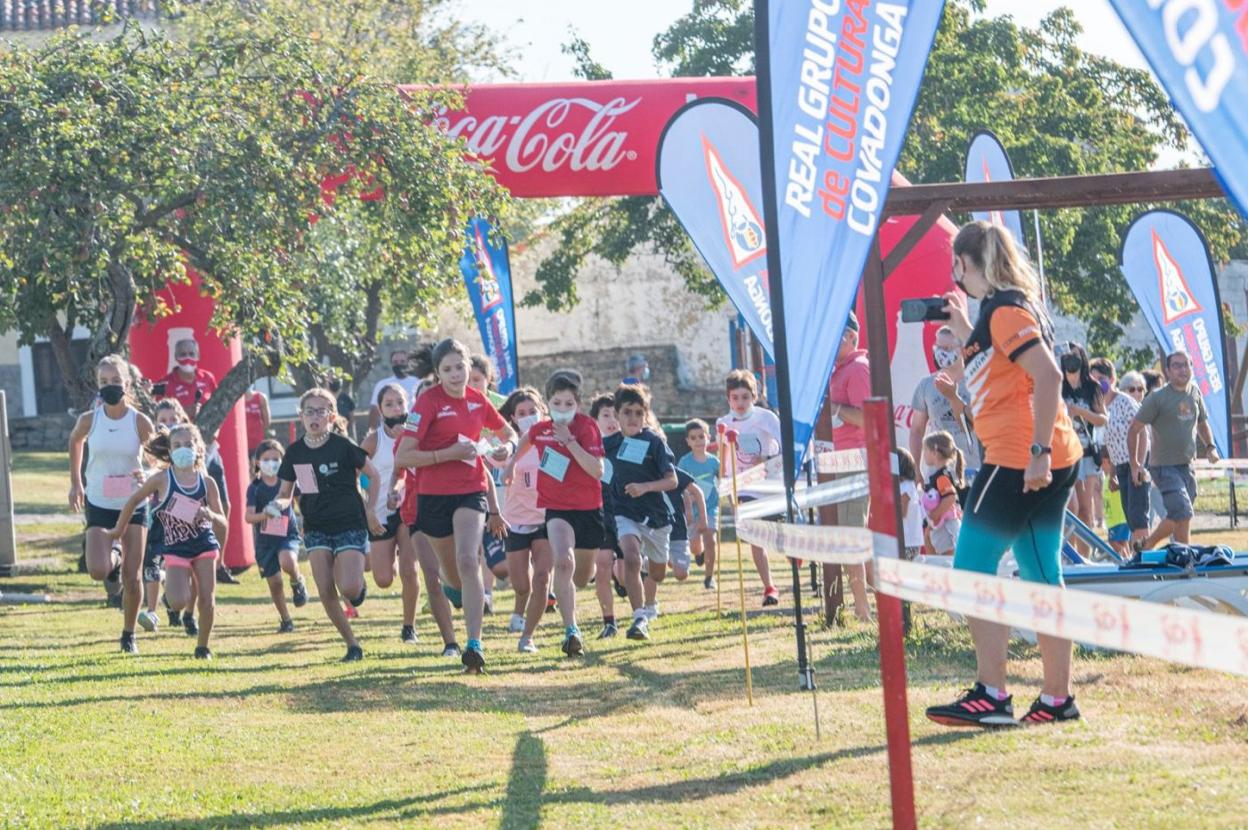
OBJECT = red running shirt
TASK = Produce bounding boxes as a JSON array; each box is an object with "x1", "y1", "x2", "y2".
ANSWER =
[
  {"x1": 158, "y1": 368, "x2": 217, "y2": 416},
  {"x1": 529, "y1": 413, "x2": 604, "y2": 511},
  {"x1": 405, "y1": 385, "x2": 507, "y2": 495}
]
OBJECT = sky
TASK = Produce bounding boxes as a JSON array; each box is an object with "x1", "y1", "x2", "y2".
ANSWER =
[{"x1": 451, "y1": 0, "x2": 1152, "y2": 83}]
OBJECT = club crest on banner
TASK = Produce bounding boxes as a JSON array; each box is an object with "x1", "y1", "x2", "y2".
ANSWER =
[
  {"x1": 1151, "y1": 229, "x2": 1203, "y2": 325},
  {"x1": 703, "y1": 135, "x2": 766, "y2": 270}
]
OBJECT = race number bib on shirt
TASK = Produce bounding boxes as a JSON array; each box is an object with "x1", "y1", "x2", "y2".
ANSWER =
[
  {"x1": 168, "y1": 493, "x2": 201, "y2": 524},
  {"x1": 601, "y1": 458, "x2": 614, "y2": 485},
  {"x1": 261, "y1": 515, "x2": 290, "y2": 536},
  {"x1": 293, "y1": 464, "x2": 319, "y2": 494},
  {"x1": 538, "y1": 447, "x2": 571, "y2": 482},
  {"x1": 737, "y1": 433, "x2": 763, "y2": 456},
  {"x1": 102, "y1": 475, "x2": 135, "y2": 499},
  {"x1": 617, "y1": 437, "x2": 649, "y2": 465}
]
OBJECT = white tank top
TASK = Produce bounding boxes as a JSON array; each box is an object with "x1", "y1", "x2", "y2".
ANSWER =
[
  {"x1": 85, "y1": 405, "x2": 142, "y2": 510},
  {"x1": 372, "y1": 427, "x2": 397, "y2": 523}
]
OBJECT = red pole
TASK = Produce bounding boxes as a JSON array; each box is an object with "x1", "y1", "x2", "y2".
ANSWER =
[{"x1": 864, "y1": 398, "x2": 916, "y2": 830}]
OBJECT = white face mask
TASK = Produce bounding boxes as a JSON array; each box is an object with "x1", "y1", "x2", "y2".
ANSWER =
[
  {"x1": 933, "y1": 348, "x2": 960, "y2": 369},
  {"x1": 259, "y1": 459, "x2": 281, "y2": 477},
  {"x1": 736, "y1": 404, "x2": 755, "y2": 420},
  {"x1": 171, "y1": 447, "x2": 196, "y2": 469},
  {"x1": 515, "y1": 414, "x2": 539, "y2": 434},
  {"x1": 550, "y1": 408, "x2": 576, "y2": 425},
  {"x1": 177, "y1": 360, "x2": 197, "y2": 373}
]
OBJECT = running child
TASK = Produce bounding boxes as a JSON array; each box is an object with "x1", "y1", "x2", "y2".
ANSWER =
[
  {"x1": 499, "y1": 388, "x2": 552, "y2": 652},
  {"x1": 244, "y1": 439, "x2": 309, "y2": 632},
  {"x1": 677, "y1": 419, "x2": 719, "y2": 589},
  {"x1": 604, "y1": 384, "x2": 677, "y2": 641},
  {"x1": 67, "y1": 355, "x2": 155, "y2": 653},
  {"x1": 590, "y1": 394, "x2": 625, "y2": 638},
  {"x1": 469, "y1": 354, "x2": 510, "y2": 613},
  {"x1": 362, "y1": 383, "x2": 421, "y2": 643},
  {"x1": 512, "y1": 370, "x2": 605, "y2": 656},
  {"x1": 269, "y1": 388, "x2": 385, "y2": 662},
  {"x1": 642, "y1": 466, "x2": 702, "y2": 621},
  {"x1": 715, "y1": 370, "x2": 782, "y2": 606},
  {"x1": 394, "y1": 338, "x2": 515, "y2": 673},
  {"x1": 896, "y1": 448, "x2": 924, "y2": 560},
  {"x1": 922, "y1": 432, "x2": 965, "y2": 557},
  {"x1": 110, "y1": 424, "x2": 227, "y2": 659},
  {"x1": 136, "y1": 399, "x2": 187, "y2": 635}
]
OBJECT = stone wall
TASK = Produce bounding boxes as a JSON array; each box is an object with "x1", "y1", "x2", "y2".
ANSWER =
[{"x1": 8, "y1": 414, "x2": 75, "y2": 451}]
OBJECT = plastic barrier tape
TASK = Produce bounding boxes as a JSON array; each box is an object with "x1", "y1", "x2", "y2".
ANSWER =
[
  {"x1": 737, "y1": 519, "x2": 874, "y2": 565},
  {"x1": 814, "y1": 448, "x2": 868, "y2": 475},
  {"x1": 734, "y1": 474, "x2": 870, "y2": 521}
]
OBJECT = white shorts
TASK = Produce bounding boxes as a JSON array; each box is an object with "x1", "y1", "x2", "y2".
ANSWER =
[
  {"x1": 615, "y1": 516, "x2": 671, "y2": 565},
  {"x1": 669, "y1": 539, "x2": 690, "y2": 571}
]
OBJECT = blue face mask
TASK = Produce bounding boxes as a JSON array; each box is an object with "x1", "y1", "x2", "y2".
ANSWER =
[{"x1": 171, "y1": 447, "x2": 196, "y2": 469}]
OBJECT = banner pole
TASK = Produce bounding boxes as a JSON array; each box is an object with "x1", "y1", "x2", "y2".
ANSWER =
[
  {"x1": 726, "y1": 430, "x2": 754, "y2": 706},
  {"x1": 752, "y1": 0, "x2": 813, "y2": 692},
  {"x1": 716, "y1": 422, "x2": 727, "y2": 618},
  {"x1": 1033, "y1": 210, "x2": 1048, "y2": 306}
]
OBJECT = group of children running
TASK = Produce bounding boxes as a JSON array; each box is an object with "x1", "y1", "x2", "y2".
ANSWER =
[{"x1": 69, "y1": 340, "x2": 795, "y2": 673}]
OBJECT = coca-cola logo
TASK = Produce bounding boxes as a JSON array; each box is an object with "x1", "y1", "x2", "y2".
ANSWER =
[{"x1": 435, "y1": 96, "x2": 641, "y2": 175}]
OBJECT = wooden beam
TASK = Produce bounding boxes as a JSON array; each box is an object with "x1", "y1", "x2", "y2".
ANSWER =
[
  {"x1": 881, "y1": 200, "x2": 948, "y2": 279},
  {"x1": 883, "y1": 167, "x2": 1224, "y2": 216}
]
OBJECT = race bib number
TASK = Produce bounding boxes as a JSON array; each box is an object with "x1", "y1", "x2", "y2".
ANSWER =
[
  {"x1": 617, "y1": 436, "x2": 649, "y2": 465},
  {"x1": 539, "y1": 447, "x2": 571, "y2": 483},
  {"x1": 602, "y1": 458, "x2": 614, "y2": 485},
  {"x1": 102, "y1": 475, "x2": 135, "y2": 499},
  {"x1": 168, "y1": 493, "x2": 201, "y2": 524},
  {"x1": 261, "y1": 515, "x2": 290, "y2": 536},
  {"x1": 737, "y1": 433, "x2": 763, "y2": 456},
  {"x1": 293, "y1": 464, "x2": 319, "y2": 494}
]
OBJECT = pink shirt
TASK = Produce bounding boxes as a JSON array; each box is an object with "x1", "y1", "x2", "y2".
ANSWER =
[
  {"x1": 503, "y1": 447, "x2": 544, "y2": 528},
  {"x1": 828, "y1": 349, "x2": 871, "y2": 449}
]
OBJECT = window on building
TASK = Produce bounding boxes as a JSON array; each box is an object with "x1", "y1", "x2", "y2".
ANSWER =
[{"x1": 31, "y1": 340, "x2": 89, "y2": 415}]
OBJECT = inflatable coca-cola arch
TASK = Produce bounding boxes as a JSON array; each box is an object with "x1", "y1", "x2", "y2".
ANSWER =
[{"x1": 131, "y1": 77, "x2": 952, "y2": 569}]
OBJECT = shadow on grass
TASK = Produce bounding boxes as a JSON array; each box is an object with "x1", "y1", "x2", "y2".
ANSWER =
[{"x1": 500, "y1": 731, "x2": 546, "y2": 830}]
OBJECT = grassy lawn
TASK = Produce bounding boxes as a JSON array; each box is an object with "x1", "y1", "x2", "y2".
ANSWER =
[{"x1": 3, "y1": 453, "x2": 1247, "y2": 829}]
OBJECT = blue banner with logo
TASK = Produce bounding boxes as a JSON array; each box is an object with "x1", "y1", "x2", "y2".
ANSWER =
[
  {"x1": 756, "y1": 0, "x2": 945, "y2": 471},
  {"x1": 460, "y1": 217, "x2": 519, "y2": 395},
  {"x1": 657, "y1": 99, "x2": 774, "y2": 358},
  {"x1": 965, "y1": 130, "x2": 1026, "y2": 248},
  {"x1": 1120, "y1": 209, "x2": 1230, "y2": 455},
  {"x1": 1108, "y1": 1, "x2": 1248, "y2": 220}
]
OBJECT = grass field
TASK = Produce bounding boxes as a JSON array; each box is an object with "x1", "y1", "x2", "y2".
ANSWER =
[{"x1": 3, "y1": 453, "x2": 1247, "y2": 829}]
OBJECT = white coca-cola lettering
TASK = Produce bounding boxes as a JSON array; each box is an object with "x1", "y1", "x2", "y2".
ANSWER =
[{"x1": 438, "y1": 97, "x2": 641, "y2": 175}]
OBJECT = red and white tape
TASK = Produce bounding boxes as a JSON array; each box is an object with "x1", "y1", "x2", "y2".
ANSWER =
[
  {"x1": 814, "y1": 447, "x2": 868, "y2": 475},
  {"x1": 738, "y1": 521, "x2": 1248, "y2": 677}
]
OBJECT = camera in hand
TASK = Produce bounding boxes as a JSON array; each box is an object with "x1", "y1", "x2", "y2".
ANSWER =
[{"x1": 900, "y1": 297, "x2": 950, "y2": 323}]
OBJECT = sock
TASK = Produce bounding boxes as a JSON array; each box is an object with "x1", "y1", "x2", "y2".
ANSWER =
[
  {"x1": 467, "y1": 638, "x2": 482, "y2": 652},
  {"x1": 565, "y1": 624, "x2": 580, "y2": 637},
  {"x1": 603, "y1": 616, "x2": 615, "y2": 626},
  {"x1": 982, "y1": 684, "x2": 1008, "y2": 701},
  {"x1": 1040, "y1": 693, "x2": 1068, "y2": 707}
]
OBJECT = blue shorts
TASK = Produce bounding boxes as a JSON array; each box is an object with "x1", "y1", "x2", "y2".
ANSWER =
[
  {"x1": 1150, "y1": 464, "x2": 1197, "y2": 522},
  {"x1": 303, "y1": 528, "x2": 368, "y2": 557},
  {"x1": 256, "y1": 539, "x2": 299, "y2": 578}
]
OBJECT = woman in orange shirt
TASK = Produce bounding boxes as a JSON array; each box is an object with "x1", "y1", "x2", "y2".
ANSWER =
[{"x1": 925, "y1": 221, "x2": 1084, "y2": 729}]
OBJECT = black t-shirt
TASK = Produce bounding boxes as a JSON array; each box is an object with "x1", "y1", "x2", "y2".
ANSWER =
[
  {"x1": 603, "y1": 428, "x2": 675, "y2": 528},
  {"x1": 246, "y1": 477, "x2": 299, "y2": 545},
  {"x1": 278, "y1": 433, "x2": 368, "y2": 533},
  {"x1": 665, "y1": 468, "x2": 695, "y2": 541},
  {"x1": 1062, "y1": 380, "x2": 1103, "y2": 453}
]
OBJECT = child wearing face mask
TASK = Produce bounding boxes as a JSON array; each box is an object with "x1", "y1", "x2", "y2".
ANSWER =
[
  {"x1": 111, "y1": 424, "x2": 228, "y2": 659},
  {"x1": 245, "y1": 439, "x2": 308, "y2": 633}
]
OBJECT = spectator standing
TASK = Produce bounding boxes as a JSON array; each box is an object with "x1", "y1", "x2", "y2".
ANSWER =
[
  {"x1": 1057, "y1": 343, "x2": 1106, "y2": 550},
  {"x1": 155, "y1": 338, "x2": 217, "y2": 420},
  {"x1": 1128, "y1": 351, "x2": 1219, "y2": 549},
  {"x1": 909, "y1": 325, "x2": 981, "y2": 487},
  {"x1": 1093, "y1": 362, "x2": 1151, "y2": 549},
  {"x1": 244, "y1": 389, "x2": 270, "y2": 456}
]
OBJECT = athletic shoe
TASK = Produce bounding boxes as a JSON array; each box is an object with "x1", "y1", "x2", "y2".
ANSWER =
[
  {"x1": 508, "y1": 613, "x2": 525, "y2": 634},
  {"x1": 462, "y1": 645, "x2": 485, "y2": 674},
  {"x1": 441, "y1": 584, "x2": 463, "y2": 610},
  {"x1": 193, "y1": 646, "x2": 212, "y2": 660},
  {"x1": 352, "y1": 584, "x2": 367, "y2": 608},
  {"x1": 695, "y1": 553, "x2": 705, "y2": 567},
  {"x1": 119, "y1": 631, "x2": 137, "y2": 654},
  {"x1": 167, "y1": 608, "x2": 182, "y2": 627},
  {"x1": 546, "y1": 592, "x2": 556, "y2": 613},
  {"x1": 561, "y1": 629, "x2": 584, "y2": 657},
  {"x1": 1018, "y1": 695, "x2": 1081, "y2": 726},
  {"x1": 291, "y1": 578, "x2": 308, "y2": 608},
  {"x1": 704, "y1": 576, "x2": 716, "y2": 591},
  {"x1": 278, "y1": 618, "x2": 295, "y2": 634},
  {"x1": 342, "y1": 645, "x2": 364, "y2": 662},
  {"x1": 483, "y1": 593, "x2": 493, "y2": 615},
  {"x1": 400, "y1": 625, "x2": 418, "y2": 644},
  {"x1": 216, "y1": 565, "x2": 240, "y2": 585},
  {"x1": 183, "y1": 614, "x2": 198, "y2": 637},
  {"x1": 597, "y1": 622, "x2": 618, "y2": 639},
  {"x1": 105, "y1": 562, "x2": 122, "y2": 594},
  {"x1": 517, "y1": 637, "x2": 538, "y2": 654},
  {"x1": 626, "y1": 616, "x2": 649, "y2": 641},
  {"x1": 441, "y1": 643, "x2": 462, "y2": 658},
  {"x1": 762, "y1": 586, "x2": 780, "y2": 606},
  {"x1": 925, "y1": 683, "x2": 1016, "y2": 728},
  {"x1": 612, "y1": 576, "x2": 627, "y2": 599},
  {"x1": 343, "y1": 602, "x2": 358, "y2": 619},
  {"x1": 106, "y1": 592, "x2": 123, "y2": 609},
  {"x1": 137, "y1": 610, "x2": 158, "y2": 633}
]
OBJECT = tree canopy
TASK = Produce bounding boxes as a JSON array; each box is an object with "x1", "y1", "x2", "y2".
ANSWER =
[
  {"x1": 0, "y1": 0, "x2": 509, "y2": 436},
  {"x1": 534, "y1": 0, "x2": 1247, "y2": 362}
]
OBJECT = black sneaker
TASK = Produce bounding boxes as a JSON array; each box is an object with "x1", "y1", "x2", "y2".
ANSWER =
[
  {"x1": 626, "y1": 617, "x2": 649, "y2": 641},
  {"x1": 119, "y1": 631, "x2": 137, "y2": 654},
  {"x1": 168, "y1": 608, "x2": 182, "y2": 627},
  {"x1": 704, "y1": 576, "x2": 716, "y2": 591},
  {"x1": 106, "y1": 592, "x2": 123, "y2": 609},
  {"x1": 216, "y1": 565, "x2": 240, "y2": 585},
  {"x1": 925, "y1": 683, "x2": 1016, "y2": 728},
  {"x1": 612, "y1": 576, "x2": 627, "y2": 599},
  {"x1": 695, "y1": 553, "x2": 705, "y2": 566},
  {"x1": 400, "y1": 624, "x2": 418, "y2": 644},
  {"x1": 462, "y1": 646, "x2": 485, "y2": 674},
  {"x1": 1018, "y1": 695, "x2": 1081, "y2": 726},
  {"x1": 342, "y1": 645, "x2": 364, "y2": 662},
  {"x1": 193, "y1": 646, "x2": 212, "y2": 660},
  {"x1": 545, "y1": 593, "x2": 556, "y2": 614},
  {"x1": 183, "y1": 614, "x2": 199, "y2": 637},
  {"x1": 291, "y1": 578, "x2": 308, "y2": 608},
  {"x1": 441, "y1": 643, "x2": 462, "y2": 658},
  {"x1": 561, "y1": 630, "x2": 585, "y2": 657},
  {"x1": 278, "y1": 618, "x2": 295, "y2": 634},
  {"x1": 597, "y1": 622, "x2": 618, "y2": 639},
  {"x1": 352, "y1": 584, "x2": 368, "y2": 608}
]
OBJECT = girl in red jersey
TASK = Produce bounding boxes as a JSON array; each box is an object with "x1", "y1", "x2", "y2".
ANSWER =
[
  {"x1": 510, "y1": 370, "x2": 605, "y2": 657},
  {"x1": 394, "y1": 339, "x2": 515, "y2": 673}
]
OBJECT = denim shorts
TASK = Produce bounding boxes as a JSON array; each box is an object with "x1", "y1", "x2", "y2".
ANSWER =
[
  {"x1": 303, "y1": 528, "x2": 368, "y2": 556},
  {"x1": 1150, "y1": 464, "x2": 1197, "y2": 522}
]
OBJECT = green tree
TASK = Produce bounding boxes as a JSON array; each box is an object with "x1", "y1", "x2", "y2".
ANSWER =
[
  {"x1": 534, "y1": 0, "x2": 1247, "y2": 362},
  {"x1": 0, "y1": 2, "x2": 508, "y2": 438}
]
